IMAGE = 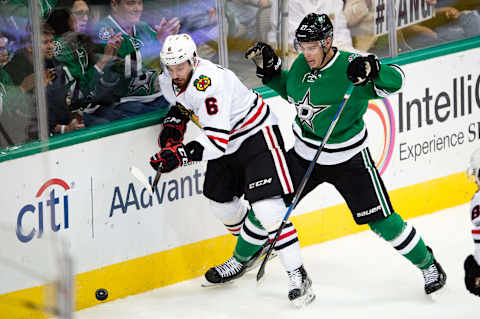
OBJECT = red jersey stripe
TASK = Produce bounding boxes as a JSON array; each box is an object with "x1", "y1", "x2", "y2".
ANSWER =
[
  {"x1": 208, "y1": 135, "x2": 229, "y2": 144},
  {"x1": 230, "y1": 99, "x2": 265, "y2": 134},
  {"x1": 265, "y1": 126, "x2": 293, "y2": 193}
]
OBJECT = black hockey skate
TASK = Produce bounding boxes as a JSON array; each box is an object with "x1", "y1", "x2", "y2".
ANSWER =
[
  {"x1": 203, "y1": 257, "x2": 247, "y2": 286},
  {"x1": 422, "y1": 247, "x2": 447, "y2": 295},
  {"x1": 287, "y1": 265, "x2": 315, "y2": 308}
]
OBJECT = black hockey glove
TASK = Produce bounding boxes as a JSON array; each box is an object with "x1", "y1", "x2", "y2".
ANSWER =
[
  {"x1": 158, "y1": 106, "x2": 189, "y2": 148},
  {"x1": 346, "y1": 54, "x2": 381, "y2": 86},
  {"x1": 464, "y1": 254, "x2": 480, "y2": 296},
  {"x1": 245, "y1": 42, "x2": 281, "y2": 84},
  {"x1": 150, "y1": 142, "x2": 191, "y2": 173},
  {"x1": 185, "y1": 141, "x2": 204, "y2": 161}
]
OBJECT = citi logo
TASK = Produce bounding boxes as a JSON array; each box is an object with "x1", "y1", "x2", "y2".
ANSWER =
[
  {"x1": 16, "y1": 178, "x2": 71, "y2": 243},
  {"x1": 248, "y1": 178, "x2": 272, "y2": 190}
]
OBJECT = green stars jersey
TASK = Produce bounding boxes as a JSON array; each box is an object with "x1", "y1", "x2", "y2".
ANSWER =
[
  {"x1": 266, "y1": 49, "x2": 404, "y2": 164},
  {"x1": 53, "y1": 36, "x2": 100, "y2": 110},
  {"x1": 93, "y1": 15, "x2": 162, "y2": 102},
  {"x1": 2, "y1": 0, "x2": 57, "y2": 20},
  {"x1": 0, "y1": 68, "x2": 28, "y2": 115}
]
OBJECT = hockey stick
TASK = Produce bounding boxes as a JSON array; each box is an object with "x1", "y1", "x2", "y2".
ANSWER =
[
  {"x1": 256, "y1": 84, "x2": 354, "y2": 282},
  {"x1": 130, "y1": 166, "x2": 154, "y2": 196},
  {"x1": 152, "y1": 166, "x2": 162, "y2": 192}
]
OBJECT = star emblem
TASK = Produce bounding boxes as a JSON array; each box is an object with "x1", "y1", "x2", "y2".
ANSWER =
[{"x1": 295, "y1": 89, "x2": 328, "y2": 130}]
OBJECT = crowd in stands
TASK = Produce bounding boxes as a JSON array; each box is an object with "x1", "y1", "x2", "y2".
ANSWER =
[{"x1": 0, "y1": 0, "x2": 479, "y2": 148}]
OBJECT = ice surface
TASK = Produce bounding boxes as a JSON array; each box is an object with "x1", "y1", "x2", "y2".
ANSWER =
[{"x1": 74, "y1": 204, "x2": 478, "y2": 319}]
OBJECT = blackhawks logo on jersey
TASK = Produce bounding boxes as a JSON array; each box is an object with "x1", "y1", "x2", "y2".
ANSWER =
[{"x1": 194, "y1": 75, "x2": 211, "y2": 91}]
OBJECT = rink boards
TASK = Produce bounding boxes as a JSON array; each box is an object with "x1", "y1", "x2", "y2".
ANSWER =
[{"x1": 1, "y1": 46, "x2": 480, "y2": 316}]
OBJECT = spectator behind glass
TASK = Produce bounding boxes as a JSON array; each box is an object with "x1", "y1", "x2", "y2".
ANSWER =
[
  {"x1": 47, "y1": 1, "x2": 129, "y2": 128},
  {"x1": 0, "y1": 35, "x2": 9, "y2": 67},
  {"x1": 226, "y1": 0, "x2": 272, "y2": 44},
  {"x1": 0, "y1": 0, "x2": 59, "y2": 47},
  {"x1": 0, "y1": 58, "x2": 31, "y2": 147},
  {"x1": 2, "y1": 24, "x2": 62, "y2": 141},
  {"x1": 267, "y1": 1, "x2": 354, "y2": 68},
  {"x1": 70, "y1": 0, "x2": 90, "y2": 33},
  {"x1": 143, "y1": 0, "x2": 219, "y2": 62},
  {"x1": 91, "y1": 0, "x2": 180, "y2": 123},
  {"x1": 404, "y1": 0, "x2": 480, "y2": 49},
  {"x1": 344, "y1": 0, "x2": 417, "y2": 56}
]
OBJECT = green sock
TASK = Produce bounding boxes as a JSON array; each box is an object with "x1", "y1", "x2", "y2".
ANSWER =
[
  {"x1": 233, "y1": 209, "x2": 266, "y2": 263},
  {"x1": 369, "y1": 212, "x2": 433, "y2": 270}
]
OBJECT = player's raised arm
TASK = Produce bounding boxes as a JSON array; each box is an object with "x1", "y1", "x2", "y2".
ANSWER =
[{"x1": 346, "y1": 53, "x2": 405, "y2": 97}]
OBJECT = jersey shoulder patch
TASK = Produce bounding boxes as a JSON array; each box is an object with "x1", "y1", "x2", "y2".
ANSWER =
[{"x1": 193, "y1": 74, "x2": 212, "y2": 92}]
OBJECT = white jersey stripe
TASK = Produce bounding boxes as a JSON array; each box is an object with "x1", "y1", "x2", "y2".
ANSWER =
[
  {"x1": 125, "y1": 55, "x2": 132, "y2": 78},
  {"x1": 262, "y1": 126, "x2": 293, "y2": 194}
]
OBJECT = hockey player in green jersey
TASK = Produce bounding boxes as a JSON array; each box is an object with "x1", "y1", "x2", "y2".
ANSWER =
[{"x1": 243, "y1": 13, "x2": 447, "y2": 296}]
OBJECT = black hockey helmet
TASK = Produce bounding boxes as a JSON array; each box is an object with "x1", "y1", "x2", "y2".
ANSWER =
[{"x1": 295, "y1": 13, "x2": 333, "y2": 48}]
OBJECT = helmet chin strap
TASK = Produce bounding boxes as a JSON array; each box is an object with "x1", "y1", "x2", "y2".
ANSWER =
[{"x1": 315, "y1": 40, "x2": 332, "y2": 71}]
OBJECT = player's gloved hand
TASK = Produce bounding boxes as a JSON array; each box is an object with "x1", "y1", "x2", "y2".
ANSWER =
[
  {"x1": 464, "y1": 254, "x2": 480, "y2": 296},
  {"x1": 346, "y1": 54, "x2": 380, "y2": 86},
  {"x1": 245, "y1": 42, "x2": 281, "y2": 84},
  {"x1": 185, "y1": 141, "x2": 204, "y2": 161},
  {"x1": 158, "y1": 116, "x2": 187, "y2": 148},
  {"x1": 150, "y1": 142, "x2": 191, "y2": 173}
]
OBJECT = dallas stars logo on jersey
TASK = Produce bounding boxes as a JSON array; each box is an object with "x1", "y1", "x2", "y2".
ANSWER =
[
  {"x1": 293, "y1": 89, "x2": 329, "y2": 130},
  {"x1": 127, "y1": 70, "x2": 158, "y2": 96},
  {"x1": 53, "y1": 40, "x2": 63, "y2": 57},
  {"x1": 194, "y1": 75, "x2": 211, "y2": 91},
  {"x1": 98, "y1": 27, "x2": 113, "y2": 41}
]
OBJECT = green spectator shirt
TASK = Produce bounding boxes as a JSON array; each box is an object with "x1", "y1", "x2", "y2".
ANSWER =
[
  {"x1": 266, "y1": 49, "x2": 404, "y2": 164},
  {"x1": 53, "y1": 36, "x2": 100, "y2": 109},
  {"x1": 0, "y1": 68, "x2": 29, "y2": 116},
  {"x1": 2, "y1": 0, "x2": 57, "y2": 20},
  {"x1": 93, "y1": 15, "x2": 161, "y2": 101}
]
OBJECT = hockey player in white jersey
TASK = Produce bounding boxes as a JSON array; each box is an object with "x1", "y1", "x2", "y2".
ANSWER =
[
  {"x1": 465, "y1": 147, "x2": 480, "y2": 297},
  {"x1": 149, "y1": 34, "x2": 315, "y2": 307}
]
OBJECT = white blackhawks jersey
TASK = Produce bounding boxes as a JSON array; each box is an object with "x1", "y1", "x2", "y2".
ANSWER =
[
  {"x1": 159, "y1": 58, "x2": 277, "y2": 160},
  {"x1": 470, "y1": 191, "x2": 480, "y2": 264}
]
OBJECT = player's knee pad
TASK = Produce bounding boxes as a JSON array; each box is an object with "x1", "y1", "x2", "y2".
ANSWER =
[
  {"x1": 464, "y1": 254, "x2": 480, "y2": 296},
  {"x1": 251, "y1": 197, "x2": 299, "y2": 251},
  {"x1": 251, "y1": 196, "x2": 286, "y2": 230},
  {"x1": 209, "y1": 198, "x2": 248, "y2": 236}
]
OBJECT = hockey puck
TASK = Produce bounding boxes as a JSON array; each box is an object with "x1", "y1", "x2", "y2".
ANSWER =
[{"x1": 95, "y1": 288, "x2": 108, "y2": 301}]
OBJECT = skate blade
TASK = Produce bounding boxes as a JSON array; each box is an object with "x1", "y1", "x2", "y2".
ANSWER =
[
  {"x1": 291, "y1": 288, "x2": 316, "y2": 308},
  {"x1": 200, "y1": 278, "x2": 235, "y2": 288},
  {"x1": 426, "y1": 284, "x2": 448, "y2": 302}
]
